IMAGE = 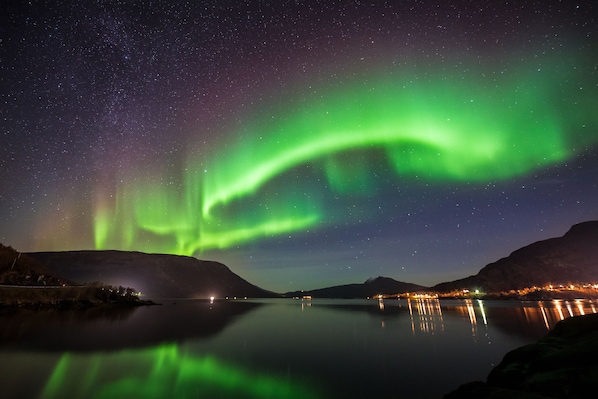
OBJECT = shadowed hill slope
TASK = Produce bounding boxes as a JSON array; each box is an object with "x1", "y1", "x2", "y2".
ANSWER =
[
  {"x1": 433, "y1": 221, "x2": 598, "y2": 293},
  {"x1": 27, "y1": 250, "x2": 278, "y2": 299}
]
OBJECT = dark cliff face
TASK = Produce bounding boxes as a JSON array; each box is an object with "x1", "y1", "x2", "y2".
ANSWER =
[
  {"x1": 26, "y1": 250, "x2": 278, "y2": 299},
  {"x1": 433, "y1": 221, "x2": 598, "y2": 293}
]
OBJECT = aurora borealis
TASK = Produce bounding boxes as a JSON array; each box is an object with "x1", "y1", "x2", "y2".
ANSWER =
[
  {"x1": 2, "y1": 1, "x2": 598, "y2": 291},
  {"x1": 95, "y1": 56, "x2": 597, "y2": 256}
]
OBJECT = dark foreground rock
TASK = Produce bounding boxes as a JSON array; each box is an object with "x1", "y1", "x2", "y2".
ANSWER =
[{"x1": 444, "y1": 313, "x2": 598, "y2": 399}]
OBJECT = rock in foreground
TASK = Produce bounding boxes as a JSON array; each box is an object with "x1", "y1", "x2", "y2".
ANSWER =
[{"x1": 445, "y1": 313, "x2": 598, "y2": 398}]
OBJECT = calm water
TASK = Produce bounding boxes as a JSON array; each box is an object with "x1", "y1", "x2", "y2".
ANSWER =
[{"x1": 1, "y1": 298, "x2": 596, "y2": 399}]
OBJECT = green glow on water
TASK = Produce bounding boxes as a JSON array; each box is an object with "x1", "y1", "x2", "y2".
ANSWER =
[
  {"x1": 40, "y1": 344, "x2": 321, "y2": 399},
  {"x1": 94, "y1": 57, "x2": 598, "y2": 254},
  {"x1": 42, "y1": 354, "x2": 71, "y2": 398}
]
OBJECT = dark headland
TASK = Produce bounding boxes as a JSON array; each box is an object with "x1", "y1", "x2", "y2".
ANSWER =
[
  {"x1": 286, "y1": 220, "x2": 598, "y2": 299},
  {"x1": 432, "y1": 220, "x2": 598, "y2": 298},
  {"x1": 1, "y1": 246, "x2": 277, "y2": 309},
  {"x1": 26, "y1": 250, "x2": 279, "y2": 299},
  {"x1": 0, "y1": 244, "x2": 153, "y2": 310}
]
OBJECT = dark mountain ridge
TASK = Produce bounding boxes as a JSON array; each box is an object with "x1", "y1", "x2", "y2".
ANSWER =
[
  {"x1": 285, "y1": 276, "x2": 427, "y2": 298},
  {"x1": 433, "y1": 220, "x2": 598, "y2": 293},
  {"x1": 10, "y1": 220, "x2": 598, "y2": 300},
  {"x1": 26, "y1": 250, "x2": 278, "y2": 299}
]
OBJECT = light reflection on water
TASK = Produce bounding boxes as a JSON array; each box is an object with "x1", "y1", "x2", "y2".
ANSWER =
[
  {"x1": 1, "y1": 298, "x2": 596, "y2": 399},
  {"x1": 400, "y1": 298, "x2": 597, "y2": 339},
  {"x1": 407, "y1": 297, "x2": 444, "y2": 334}
]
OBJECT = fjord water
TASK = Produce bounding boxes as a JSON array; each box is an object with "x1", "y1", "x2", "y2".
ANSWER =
[{"x1": 1, "y1": 298, "x2": 595, "y2": 399}]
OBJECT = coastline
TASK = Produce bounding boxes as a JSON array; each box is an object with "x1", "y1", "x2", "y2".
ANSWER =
[{"x1": 0, "y1": 285, "x2": 157, "y2": 311}]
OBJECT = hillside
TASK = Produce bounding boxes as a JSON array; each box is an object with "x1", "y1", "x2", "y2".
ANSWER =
[
  {"x1": 285, "y1": 276, "x2": 428, "y2": 299},
  {"x1": 27, "y1": 250, "x2": 279, "y2": 299},
  {"x1": 10, "y1": 220, "x2": 598, "y2": 300},
  {"x1": 433, "y1": 221, "x2": 598, "y2": 293},
  {"x1": 0, "y1": 243, "x2": 69, "y2": 286},
  {"x1": 1, "y1": 244, "x2": 149, "y2": 308},
  {"x1": 284, "y1": 221, "x2": 598, "y2": 298}
]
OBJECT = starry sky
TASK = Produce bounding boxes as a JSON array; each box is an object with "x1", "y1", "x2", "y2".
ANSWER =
[{"x1": 2, "y1": 1, "x2": 597, "y2": 292}]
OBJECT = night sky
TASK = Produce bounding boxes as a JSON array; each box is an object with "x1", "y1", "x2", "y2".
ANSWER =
[{"x1": 2, "y1": 1, "x2": 597, "y2": 292}]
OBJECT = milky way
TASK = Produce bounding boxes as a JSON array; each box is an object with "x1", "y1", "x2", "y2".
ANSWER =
[{"x1": 2, "y1": 1, "x2": 597, "y2": 290}]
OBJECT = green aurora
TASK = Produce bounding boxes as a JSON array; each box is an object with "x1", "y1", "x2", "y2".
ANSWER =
[
  {"x1": 94, "y1": 58, "x2": 598, "y2": 256},
  {"x1": 41, "y1": 343, "x2": 322, "y2": 399}
]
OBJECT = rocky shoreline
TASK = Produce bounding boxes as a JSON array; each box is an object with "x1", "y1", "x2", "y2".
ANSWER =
[
  {"x1": 0, "y1": 285, "x2": 157, "y2": 313},
  {"x1": 444, "y1": 313, "x2": 598, "y2": 398}
]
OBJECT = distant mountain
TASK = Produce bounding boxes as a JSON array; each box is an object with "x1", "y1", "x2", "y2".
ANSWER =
[
  {"x1": 285, "y1": 276, "x2": 428, "y2": 299},
  {"x1": 27, "y1": 250, "x2": 279, "y2": 299},
  {"x1": 433, "y1": 221, "x2": 598, "y2": 293},
  {"x1": 17, "y1": 220, "x2": 598, "y2": 300}
]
